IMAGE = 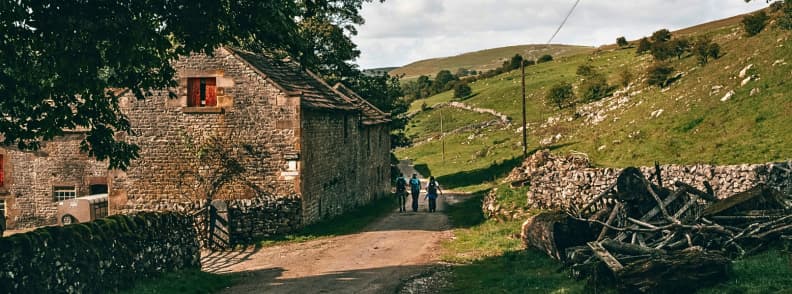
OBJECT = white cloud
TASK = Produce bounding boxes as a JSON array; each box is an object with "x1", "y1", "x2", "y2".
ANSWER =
[{"x1": 353, "y1": 0, "x2": 770, "y2": 68}]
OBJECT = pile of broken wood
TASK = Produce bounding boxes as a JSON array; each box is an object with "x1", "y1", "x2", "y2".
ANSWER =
[{"x1": 522, "y1": 164, "x2": 792, "y2": 293}]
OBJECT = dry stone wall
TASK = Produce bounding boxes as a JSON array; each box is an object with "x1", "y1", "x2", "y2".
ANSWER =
[
  {"x1": 0, "y1": 212, "x2": 199, "y2": 293},
  {"x1": 226, "y1": 195, "x2": 302, "y2": 245},
  {"x1": 512, "y1": 150, "x2": 792, "y2": 210},
  {"x1": 0, "y1": 135, "x2": 107, "y2": 229}
]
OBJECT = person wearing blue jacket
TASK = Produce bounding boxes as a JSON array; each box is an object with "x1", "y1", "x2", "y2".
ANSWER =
[{"x1": 409, "y1": 174, "x2": 421, "y2": 212}]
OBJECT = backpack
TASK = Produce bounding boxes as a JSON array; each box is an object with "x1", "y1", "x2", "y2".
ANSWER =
[
  {"x1": 428, "y1": 181, "x2": 438, "y2": 194},
  {"x1": 409, "y1": 178, "x2": 421, "y2": 190},
  {"x1": 396, "y1": 177, "x2": 407, "y2": 192}
]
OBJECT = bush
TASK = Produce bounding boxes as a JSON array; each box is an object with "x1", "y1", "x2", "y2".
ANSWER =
[
  {"x1": 579, "y1": 74, "x2": 610, "y2": 101},
  {"x1": 694, "y1": 36, "x2": 721, "y2": 65},
  {"x1": 546, "y1": 82, "x2": 575, "y2": 110},
  {"x1": 636, "y1": 37, "x2": 651, "y2": 54},
  {"x1": 742, "y1": 11, "x2": 769, "y2": 36},
  {"x1": 576, "y1": 64, "x2": 595, "y2": 77},
  {"x1": 617, "y1": 36, "x2": 629, "y2": 48},
  {"x1": 618, "y1": 68, "x2": 633, "y2": 88},
  {"x1": 537, "y1": 54, "x2": 553, "y2": 63},
  {"x1": 650, "y1": 41, "x2": 674, "y2": 61},
  {"x1": 647, "y1": 63, "x2": 675, "y2": 88},
  {"x1": 778, "y1": 1, "x2": 792, "y2": 30},
  {"x1": 669, "y1": 38, "x2": 691, "y2": 59},
  {"x1": 453, "y1": 82, "x2": 472, "y2": 99},
  {"x1": 651, "y1": 29, "x2": 672, "y2": 42}
]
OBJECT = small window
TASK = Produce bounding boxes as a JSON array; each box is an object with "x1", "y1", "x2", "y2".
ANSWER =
[
  {"x1": 93, "y1": 201, "x2": 108, "y2": 219},
  {"x1": 53, "y1": 186, "x2": 77, "y2": 201},
  {"x1": 187, "y1": 77, "x2": 217, "y2": 107},
  {"x1": 0, "y1": 199, "x2": 5, "y2": 220},
  {"x1": 89, "y1": 184, "x2": 108, "y2": 195}
]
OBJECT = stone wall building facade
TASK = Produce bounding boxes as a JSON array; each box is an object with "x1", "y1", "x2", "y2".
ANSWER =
[{"x1": 1, "y1": 47, "x2": 391, "y2": 230}]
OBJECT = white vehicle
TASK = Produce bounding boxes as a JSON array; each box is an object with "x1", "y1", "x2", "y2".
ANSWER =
[{"x1": 56, "y1": 194, "x2": 109, "y2": 225}]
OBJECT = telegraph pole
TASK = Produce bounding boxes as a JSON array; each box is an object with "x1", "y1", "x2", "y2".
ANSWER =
[
  {"x1": 521, "y1": 59, "x2": 527, "y2": 158},
  {"x1": 440, "y1": 107, "x2": 446, "y2": 161}
]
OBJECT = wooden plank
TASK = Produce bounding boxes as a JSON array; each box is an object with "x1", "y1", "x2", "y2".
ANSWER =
[
  {"x1": 588, "y1": 241, "x2": 624, "y2": 272},
  {"x1": 597, "y1": 203, "x2": 622, "y2": 241}
]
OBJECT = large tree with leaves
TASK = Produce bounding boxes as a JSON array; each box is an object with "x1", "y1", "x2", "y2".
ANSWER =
[{"x1": 0, "y1": 0, "x2": 381, "y2": 170}]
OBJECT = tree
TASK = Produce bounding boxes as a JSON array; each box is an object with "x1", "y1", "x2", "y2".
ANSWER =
[
  {"x1": 546, "y1": 82, "x2": 575, "y2": 110},
  {"x1": 651, "y1": 29, "x2": 672, "y2": 42},
  {"x1": 453, "y1": 83, "x2": 473, "y2": 99},
  {"x1": 433, "y1": 70, "x2": 458, "y2": 92},
  {"x1": 694, "y1": 36, "x2": 722, "y2": 65},
  {"x1": 342, "y1": 73, "x2": 409, "y2": 148},
  {"x1": 455, "y1": 68, "x2": 471, "y2": 77},
  {"x1": 742, "y1": 11, "x2": 769, "y2": 36},
  {"x1": 650, "y1": 41, "x2": 674, "y2": 61},
  {"x1": 617, "y1": 36, "x2": 629, "y2": 48},
  {"x1": 669, "y1": 38, "x2": 691, "y2": 59},
  {"x1": 537, "y1": 54, "x2": 554, "y2": 63},
  {"x1": 508, "y1": 54, "x2": 525, "y2": 71},
  {"x1": 647, "y1": 63, "x2": 676, "y2": 88},
  {"x1": 636, "y1": 37, "x2": 652, "y2": 54},
  {"x1": 0, "y1": 0, "x2": 380, "y2": 170},
  {"x1": 779, "y1": 1, "x2": 792, "y2": 30}
]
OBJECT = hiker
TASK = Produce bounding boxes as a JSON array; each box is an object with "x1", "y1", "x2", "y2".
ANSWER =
[
  {"x1": 395, "y1": 173, "x2": 408, "y2": 212},
  {"x1": 425, "y1": 176, "x2": 443, "y2": 212},
  {"x1": 409, "y1": 174, "x2": 421, "y2": 212}
]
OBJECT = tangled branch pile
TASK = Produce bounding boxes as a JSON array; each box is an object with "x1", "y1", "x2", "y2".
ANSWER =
[{"x1": 522, "y1": 163, "x2": 792, "y2": 292}]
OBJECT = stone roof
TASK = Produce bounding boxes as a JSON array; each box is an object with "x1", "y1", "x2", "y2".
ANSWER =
[
  {"x1": 226, "y1": 47, "x2": 357, "y2": 111},
  {"x1": 332, "y1": 83, "x2": 391, "y2": 126}
]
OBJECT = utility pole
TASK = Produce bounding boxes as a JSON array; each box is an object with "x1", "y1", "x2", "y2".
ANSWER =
[
  {"x1": 521, "y1": 59, "x2": 527, "y2": 158},
  {"x1": 440, "y1": 107, "x2": 445, "y2": 161}
]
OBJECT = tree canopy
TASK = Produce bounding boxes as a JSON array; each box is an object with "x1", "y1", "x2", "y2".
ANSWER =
[{"x1": 0, "y1": 0, "x2": 381, "y2": 169}]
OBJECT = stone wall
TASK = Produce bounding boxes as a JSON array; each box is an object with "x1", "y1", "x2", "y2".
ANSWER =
[
  {"x1": 0, "y1": 134, "x2": 107, "y2": 229},
  {"x1": 112, "y1": 48, "x2": 300, "y2": 213},
  {"x1": 0, "y1": 212, "x2": 199, "y2": 293},
  {"x1": 300, "y1": 109, "x2": 391, "y2": 224},
  {"x1": 225, "y1": 195, "x2": 302, "y2": 245},
  {"x1": 512, "y1": 150, "x2": 792, "y2": 209}
]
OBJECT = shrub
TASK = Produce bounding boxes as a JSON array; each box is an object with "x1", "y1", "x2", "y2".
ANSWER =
[
  {"x1": 778, "y1": 1, "x2": 792, "y2": 30},
  {"x1": 636, "y1": 37, "x2": 651, "y2": 54},
  {"x1": 546, "y1": 82, "x2": 575, "y2": 110},
  {"x1": 669, "y1": 38, "x2": 691, "y2": 59},
  {"x1": 647, "y1": 63, "x2": 675, "y2": 88},
  {"x1": 694, "y1": 36, "x2": 722, "y2": 65},
  {"x1": 537, "y1": 54, "x2": 554, "y2": 63},
  {"x1": 579, "y1": 74, "x2": 610, "y2": 101},
  {"x1": 453, "y1": 82, "x2": 472, "y2": 99},
  {"x1": 618, "y1": 68, "x2": 633, "y2": 88},
  {"x1": 651, "y1": 29, "x2": 672, "y2": 42},
  {"x1": 576, "y1": 64, "x2": 595, "y2": 77},
  {"x1": 650, "y1": 41, "x2": 674, "y2": 61},
  {"x1": 617, "y1": 36, "x2": 629, "y2": 48},
  {"x1": 742, "y1": 11, "x2": 769, "y2": 36}
]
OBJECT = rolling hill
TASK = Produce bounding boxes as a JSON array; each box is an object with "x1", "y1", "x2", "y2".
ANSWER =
[
  {"x1": 397, "y1": 8, "x2": 792, "y2": 193},
  {"x1": 389, "y1": 44, "x2": 594, "y2": 80}
]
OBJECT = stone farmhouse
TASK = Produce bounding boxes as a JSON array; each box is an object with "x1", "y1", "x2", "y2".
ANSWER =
[{"x1": 0, "y1": 47, "x2": 392, "y2": 230}]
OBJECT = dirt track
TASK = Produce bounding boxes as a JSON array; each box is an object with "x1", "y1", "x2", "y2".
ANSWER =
[{"x1": 204, "y1": 161, "x2": 456, "y2": 293}]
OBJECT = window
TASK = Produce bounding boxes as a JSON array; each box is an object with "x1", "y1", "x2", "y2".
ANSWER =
[
  {"x1": 89, "y1": 184, "x2": 108, "y2": 195},
  {"x1": 53, "y1": 186, "x2": 77, "y2": 201},
  {"x1": 93, "y1": 201, "x2": 108, "y2": 219},
  {"x1": 0, "y1": 154, "x2": 4, "y2": 187},
  {"x1": 0, "y1": 199, "x2": 5, "y2": 220},
  {"x1": 187, "y1": 77, "x2": 217, "y2": 107}
]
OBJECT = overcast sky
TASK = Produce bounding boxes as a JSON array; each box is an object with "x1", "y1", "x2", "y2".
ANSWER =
[{"x1": 352, "y1": 0, "x2": 770, "y2": 69}]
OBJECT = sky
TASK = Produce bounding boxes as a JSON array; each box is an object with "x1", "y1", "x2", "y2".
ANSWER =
[{"x1": 352, "y1": 0, "x2": 771, "y2": 69}]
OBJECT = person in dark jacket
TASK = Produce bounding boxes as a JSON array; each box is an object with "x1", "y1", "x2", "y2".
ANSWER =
[
  {"x1": 409, "y1": 174, "x2": 421, "y2": 212},
  {"x1": 395, "y1": 173, "x2": 408, "y2": 212},
  {"x1": 425, "y1": 176, "x2": 443, "y2": 212}
]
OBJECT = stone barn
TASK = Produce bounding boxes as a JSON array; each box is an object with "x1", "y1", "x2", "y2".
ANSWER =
[{"x1": 0, "y1": 47, "x2": 392, "y2": 232}]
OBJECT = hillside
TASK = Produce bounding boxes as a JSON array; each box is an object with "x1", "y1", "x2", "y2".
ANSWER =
[
  {"x1": 397, "y1": 10, "x2": 792, "y2": 193},
  {"x1": 390, "y1": 44, "x2": 593, "y2": 80}
]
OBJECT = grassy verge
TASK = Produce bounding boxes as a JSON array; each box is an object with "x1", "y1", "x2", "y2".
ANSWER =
[
  {"x1": 123, "y1": 270, "x2": 237, "y2": 294},
  {"x1": 698, "y1": 247, "x2": 792, "y2": 293},
  {"x1": 440, "y1": 192, "x2": 584, "y2": 293},
  {"x1": 256, "y1": 195, "x2": 397, "y2": 247}
]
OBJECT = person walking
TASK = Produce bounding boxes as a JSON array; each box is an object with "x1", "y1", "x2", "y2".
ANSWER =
[
  {"x1": 425, "y1": 176, "x2": 443, "y2": 212},
  {"x1": 409, "y1": 174, "x2": 421, "y2": 212},
  {"x1": 395, "y1": 173, "x2": 408, "y2": 212}
]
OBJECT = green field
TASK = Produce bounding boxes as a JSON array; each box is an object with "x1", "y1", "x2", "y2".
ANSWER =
[
  {"x1": 398, "y1": 13, "x2": 792, "y2": 192},
  {"x1": 391, "y1": 44, "x2": 594, "y2": 80}
]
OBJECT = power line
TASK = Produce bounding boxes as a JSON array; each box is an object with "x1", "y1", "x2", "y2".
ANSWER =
[{"x1": 547, "y1": 0, "x2": 581, "y2": 45}]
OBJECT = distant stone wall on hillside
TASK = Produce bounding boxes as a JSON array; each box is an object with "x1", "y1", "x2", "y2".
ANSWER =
[{"x1": 510, "y1": 150, "x2": 791, "y2": 210}]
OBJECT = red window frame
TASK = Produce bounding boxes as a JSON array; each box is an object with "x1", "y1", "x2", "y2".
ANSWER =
[
  {"x1": 187, "y1": 77, "x2": 217, "y2": 107},
  {"x1": 0, "y1": 154, "x2": 4, "y2": 187}
]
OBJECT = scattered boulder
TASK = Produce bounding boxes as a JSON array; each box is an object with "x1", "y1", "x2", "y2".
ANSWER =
[
  {"x1": 738, "y1": 64, "x2": 753, "y2": 78},
  {"x1": 721, "y1": 90, "x2": 735, "y2": 102}
]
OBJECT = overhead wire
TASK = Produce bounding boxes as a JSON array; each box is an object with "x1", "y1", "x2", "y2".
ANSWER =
[{"x1": 547, "y1": 0, "x2": 582, "y2": 45}]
